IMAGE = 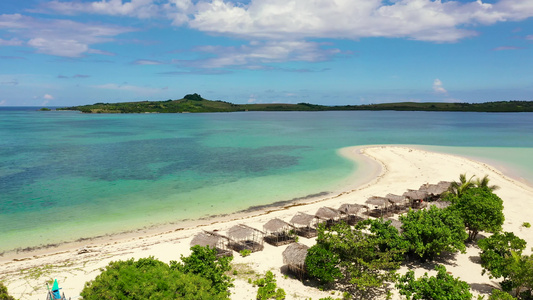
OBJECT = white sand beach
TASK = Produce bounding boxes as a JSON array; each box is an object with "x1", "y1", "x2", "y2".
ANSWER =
[{"x1": 1, "y1": 145, "x2": 533, "y2": 299}]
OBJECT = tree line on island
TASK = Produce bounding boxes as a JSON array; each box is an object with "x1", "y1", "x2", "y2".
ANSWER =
[
  {"x1": 1, "y1": 174, "x2": 532, "y2": 300},
  {"x1": 55, "y1": 93, "x2": 533, "y2": 113}
]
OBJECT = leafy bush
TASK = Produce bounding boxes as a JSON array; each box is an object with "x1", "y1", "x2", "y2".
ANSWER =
[
  {"x1": 305, "y1": 243, "x2": 342, "y2": 285},
  {"x1": 171, "y1": 245, "x2": 233, "y2": 296},
  {"x1": 478, "y1": 232, "x2": 526, "y2": 279},
  {"x1": 240, "y1": 249, "x2": 252, "y2": 257},
  {"x1": 396, "y1": 265, "x2": 473, "y2": 300},
  {"x1": 448, "y1": 187, "x2": 505, "y2": 241},
  {"x1": 0, "y1": 282, "x2": 15, "y2": 300},
  {"x1": 253, "y1": 271, "x2": 285, "y2": 300},
  {"x1": 488, "y1": 289, "x2": 516, "y2": 300},
  {"x1": 400, "y1": 206, "x2": 467, "y2": 261},
  {"x1": 306, "y1": 222, "x2": 399, "y2": 298},
  {"x1": 522, "y1": 222, "x2": 531, "y2": 228},
  {"x1": 80, "y1": 257, "x2": 225, "y2": 299}
]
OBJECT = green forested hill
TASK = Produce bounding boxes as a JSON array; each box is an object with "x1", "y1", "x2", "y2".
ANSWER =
[{"x1": 57, "y1": 93, "x2": 533, "y2": 113}]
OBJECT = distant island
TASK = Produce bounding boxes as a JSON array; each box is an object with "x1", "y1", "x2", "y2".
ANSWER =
[{"x1": 57, "y1": 93, "x2": 533, "y2": 113}]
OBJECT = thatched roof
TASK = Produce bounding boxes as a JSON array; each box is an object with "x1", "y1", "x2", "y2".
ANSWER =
[
  {"x1": 282, "y1": 243, "x2": 309, "y2": 266},
  {"x1": 290, "y1": 212, "x2": 315, "y2": 226},
  {"x1": 191, "y1": 232, "x2": 220, "y2": 248},
  {"x1": 315, "y1": 207, "x2": 340, "y2": 220},
  {"x1": 227, "y1": 224, "x2": 264, "y2": 240},
  {"x1": 338, "y1": 203, "x2": 367, "y2": 214},
  {"x1": 386, "y1": 193, "x2": 406, "y2": 204},
  {"x1": 419, "y1": 181, "x2": 451, "y2": 195},
  {"x1": 365, "y1": 196, "x2": 389, "y2": 207},
  {"x1": 263, "y1": 218, "x2": 292, "y2": 232},
  {"x1": 403, "y1": 189, "x2": 428, "y2": 200}
]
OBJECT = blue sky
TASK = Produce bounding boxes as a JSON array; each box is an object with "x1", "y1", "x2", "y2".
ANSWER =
[{"x1": 1, "y1": 0, "x2": 532, "y2": 106}]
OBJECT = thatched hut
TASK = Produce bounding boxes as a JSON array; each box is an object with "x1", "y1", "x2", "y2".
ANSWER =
[
  {"x1": 384, "y1": 218, "x2": 403, "y2": 234},
  {"x1": 227, "y1": 224, "x2": 265, "y2": 253},
  {"x1": 290, "y1": 212, "x2": 318, "y2": 238},
  {"x1": 419, "y1": 181, "x2": 452, "y2": 201},
  {"x1": 190, "y1": 231, "x2": 233, "y2": 257},
  {"x1": 263, "y1": 218, "x2": 296, "y2": 246},
  {"x1": 427, "y1": 201, "x2": 452, "y2": 209},
  {"x1": 403, "y1": 189, "x2": 428, "y2": 209},
  {"x1": 315, "y1": 207, "x2": 342, "y2": 228},
  {"x1": 386, "y1": 193, "x2": 409, "y2": 213},
  {"x1": 282, "y1": 243, "x2": 309, "y2": 280},
  {"x1": 365, "y1": 196, "x2": 391, "y2": 217},
  {"x1": 338, "y1": 203, "x2": 368, "y2": 225}
]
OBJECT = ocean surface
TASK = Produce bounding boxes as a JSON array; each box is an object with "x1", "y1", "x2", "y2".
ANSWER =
[{"x1": 1, "y1": 107, "x2": 533, "y2": 252}]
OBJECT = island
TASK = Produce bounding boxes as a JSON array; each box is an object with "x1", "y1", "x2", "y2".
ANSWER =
[{"x1": 57, "y1": 93, "x2": 533, "y2": 113}]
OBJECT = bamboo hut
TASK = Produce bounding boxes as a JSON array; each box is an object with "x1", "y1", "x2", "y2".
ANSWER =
[
  {"x1": 315, "y1": 207, "x2": 342, "y2": 228},
  {"x1": 419, "y1": 181, "x2": 452, "y2": 201},
  {"x1": 386, "y1": 193, "x2": 409, "y2": 213},
  {"x1": 263, "y1": 218, "x2": 296, "y2": 246},
  {"x1": 365, "y1": 196, "x2": 391, "y2": 217},
  {"x1": 227, "y1": 224, "x2": 265, "y2": 253},
  {"x1": 290, "y1": 212, "x2": 318, "y2": 238},
  {"x1": 190, "y1": 231, "x2": 233, "y2": 257},
  {"x1": 338, "y1": 203, "x2": 368, "y2": 225},
  {"x1": 403, "y1": 189, "x2": 428, "y2": 209},
  {"x1": 282, "y1": 243, "x2": 309, "y2": 280}
]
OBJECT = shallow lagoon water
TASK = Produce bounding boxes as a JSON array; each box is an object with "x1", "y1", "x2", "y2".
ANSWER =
[{"x1": 1, "y1": 109, "x2": 532, "y2": 251}]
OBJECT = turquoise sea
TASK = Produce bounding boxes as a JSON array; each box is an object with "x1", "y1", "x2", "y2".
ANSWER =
[{"x1": 1, "y1": 107, "x2": 533, "y2": 252}]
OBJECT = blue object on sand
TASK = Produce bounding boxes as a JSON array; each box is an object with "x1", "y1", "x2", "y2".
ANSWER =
[{"x1": 52, "y1": 279, "x2": 61, "y2": 300}]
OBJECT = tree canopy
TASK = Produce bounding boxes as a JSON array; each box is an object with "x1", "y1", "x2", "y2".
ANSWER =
[
  {"x1": 396, "y1": 265, "x2": 473, "y2": 300},
  {"x1": 80, "y1": 256, "x2": 226, "y2": 300},
  {"x1": 400, "y1": 206, "x2": 467, "y2": 261},
  {"x1": 449, "y1": 187, "x2": 505, "y2": 241}
]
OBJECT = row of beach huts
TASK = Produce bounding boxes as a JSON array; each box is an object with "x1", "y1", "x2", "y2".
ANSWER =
[{"x1": 190, "y1": 181, "x2": 451, "y2": 279}]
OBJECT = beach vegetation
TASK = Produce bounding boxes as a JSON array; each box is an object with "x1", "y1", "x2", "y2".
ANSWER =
[
  {"x1": 396, "y1": 264, "x2": 473, "y2": 300},
  {"x1": 522, "y1": 222, "x2": 531, "y2": 228},
  {"x1": 39, "y1": 107, "x2": 51, "y2": 111},
  {"x1": 399, "y1": 206, "x2": 467, "y2": 261},
  {"x1": 0, "y1": 282, "x2": 15, "y2": 300},
  {"x1": 447, "y1": 173, "x2": 476, "y2": 197},
  {"x1": 253, "y1": 271, "x2": 286, "y2": 300},
  {"x1": 80, "y1": 256, "x2": 225, "y2": 299},
  {"x1": 306, "y1": 222, "x2": 400, "y2": 298},
  {"x1": 448, "y1": 187, "x2": 505, "y2": 241},
  {"x1": 488, "y1": 289, "x2": 517, "y2": 300},
  {"x1": 240, "y1": 249, "x2": 252, "y2": 257},
  {"x1": 474, "y1": 175, "x2": 500, "y2": 191},
  {"x1": 478, "y1": 231, "x2": 526, "y2": 279},
  {"x1": 478, "y1": 232, "x2": 533, "y2": 298},
  {"x1": 171, "y1": 245, "x2": 234, "y2": 297}
]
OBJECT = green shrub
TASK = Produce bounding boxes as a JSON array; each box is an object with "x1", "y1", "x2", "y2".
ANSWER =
[
  {"x1": 80, "y1": 257, "x2": 225, "y2": 299},
  {"x1": 522, "y1": 222, "x2": 531, "y2": 228},
  {"x1": 253, "y1": 271, "x2": 285, "y2": 300},
  {"x1": 240, "y1": 249, "x2": 252, "y2": 257},
  {"x1": 0, "y1": 282, "x2": 15, "y2": 300},
  {"x1": 396, "y1": 265, "x2": 473, "y2": 300},
  {"x1": 488, "y1": 289, "x2": 516, "y2": 300},
  {"x1": 400, "y1": 206, "x2": 467, "y2": 261},
  {"x1": 171, "y1": 245, "x2": 234, "y2": 296}
]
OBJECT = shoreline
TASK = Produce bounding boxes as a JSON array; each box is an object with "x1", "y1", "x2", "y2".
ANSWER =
[
  {"x1": 2, "y1": 145, "x2": 533, "y2": 300},
  {"x1": 0, "y1": 145, "x2": 379, "y2": 261}
]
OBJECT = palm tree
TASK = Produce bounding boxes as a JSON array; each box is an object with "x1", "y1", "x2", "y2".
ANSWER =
[
  {"x1": 474, "y1": 174, "x2": 500, "y2": 191},
  {"x1": 448, "y1": 173, "x2": 475, "y2": 197}
]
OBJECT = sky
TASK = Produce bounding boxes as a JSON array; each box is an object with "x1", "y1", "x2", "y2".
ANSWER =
[{"x1": 1, "y1": 0, "x2": 533, "y2": 106}]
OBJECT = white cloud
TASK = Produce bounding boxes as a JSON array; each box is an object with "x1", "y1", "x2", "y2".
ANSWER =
[
  {"x1": 183, "y1": 40, "x2": 342, "y2": 68},
  {"x1": 43, "y1": 94, "x2": 54, "y2": 100},
  {"x1": 40, "y1": 0, "x2": 161, "y2": 19},
  {"x1": 0, "y1": 38, "x2": 23, "y2": 46},
  {"x1": 492, "y1": 46, "x2": 523, "y2": 50},
  {"x1": 133, "y1": 59, "x2": 165, "y2": 65},
  {"x1": 433, "y1": 78, "x2": 448, "y2": 94},
  {"x1": 0, "y1": 100, "x2": 6, "y2": 106},
  {"x1": 189, "y1": 0, "x2": 533, "y2": 42},
  {"x1": 0, "y1": 14, "x2": 134, "y2": 57}
]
